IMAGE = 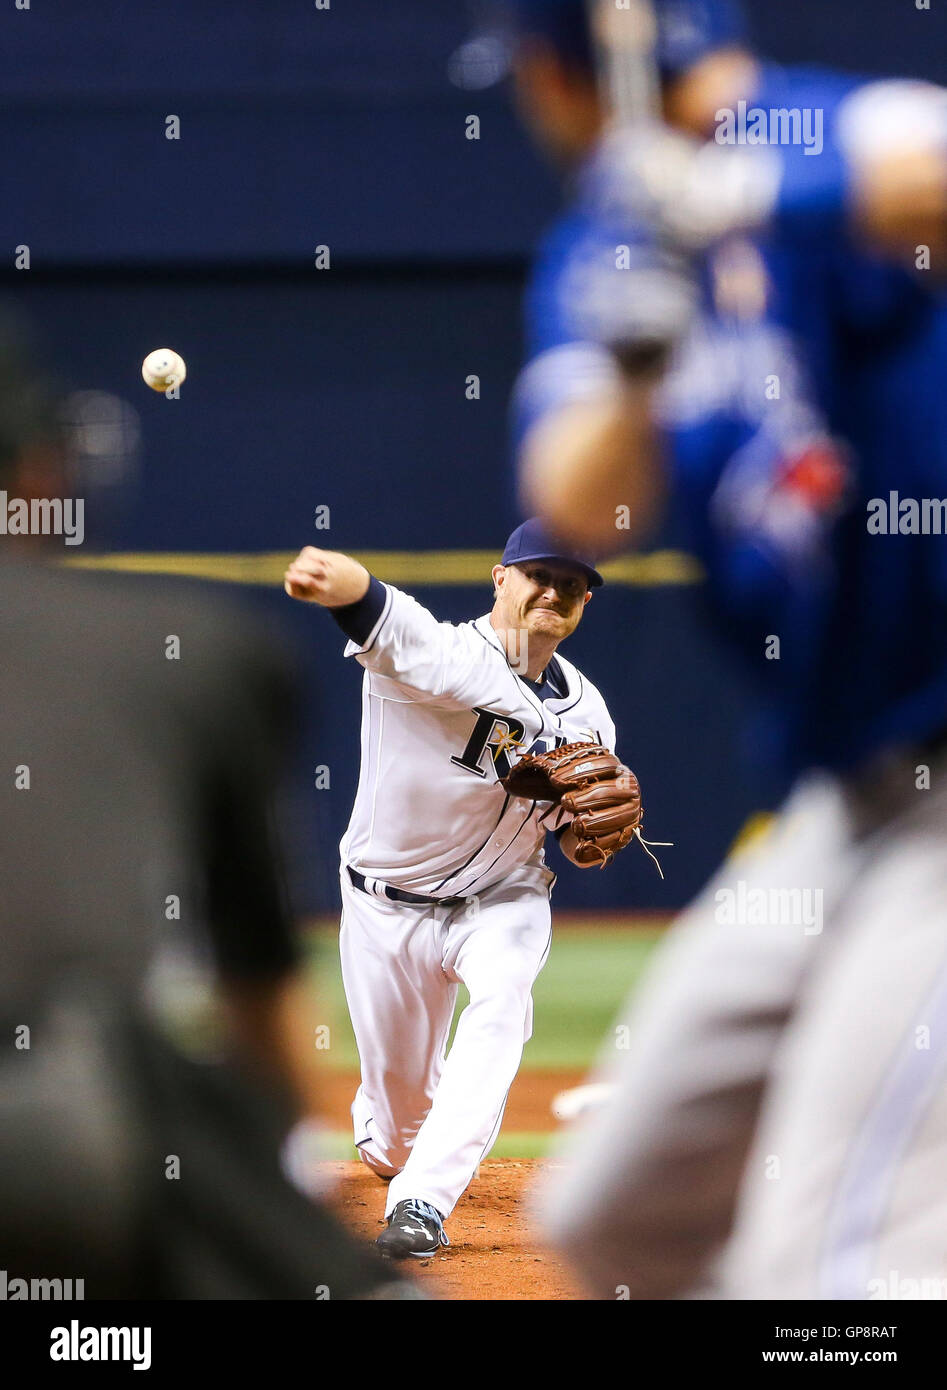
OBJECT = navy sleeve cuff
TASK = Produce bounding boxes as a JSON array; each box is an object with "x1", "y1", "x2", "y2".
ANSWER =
[{"x1": 330, "y1": 574, "x2": 387, "y2": 646}]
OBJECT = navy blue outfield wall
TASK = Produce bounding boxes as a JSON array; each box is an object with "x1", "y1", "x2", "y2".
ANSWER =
[
  {"x1": 3, "y1": 0, "x2": 940, "y2": 913},
  {"x1": 0, "y1": 1, "x2": 941, "y2": 270},
  {"x1": 2, "y1": 271, "x2": 769, "y2": 915}
]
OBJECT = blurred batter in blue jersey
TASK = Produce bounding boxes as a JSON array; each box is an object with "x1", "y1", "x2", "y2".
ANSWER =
[{"x1": 498, "y1": 0, "x2": 947, "y2": 1300}]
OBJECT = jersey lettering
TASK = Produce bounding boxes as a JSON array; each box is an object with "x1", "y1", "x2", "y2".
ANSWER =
[{"x1": 451, "y1": 707, "x2": 528, "y2": 780}]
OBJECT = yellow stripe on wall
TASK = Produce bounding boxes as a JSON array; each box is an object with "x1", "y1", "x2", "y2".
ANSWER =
[{"x1": 62, "y1": 549, "x2": 704, "y2": 588}]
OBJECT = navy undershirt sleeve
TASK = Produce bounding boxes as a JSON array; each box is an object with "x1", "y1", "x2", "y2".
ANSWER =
[{"x1": 330, "y1": 574, "x2": 387, "y2": 645}]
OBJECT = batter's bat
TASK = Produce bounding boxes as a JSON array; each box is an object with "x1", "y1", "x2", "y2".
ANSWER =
[
  {"x1": 586, "y1": 0, "x2": 661, "y2": 128},
  {"x1": 583, "y1": 1, "x2": 698, "y2": 372}
]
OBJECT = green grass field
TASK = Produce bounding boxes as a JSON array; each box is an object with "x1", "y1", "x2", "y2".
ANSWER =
[{"x1": 305, "y1": 919, "x2": 664, "y2": 1158}]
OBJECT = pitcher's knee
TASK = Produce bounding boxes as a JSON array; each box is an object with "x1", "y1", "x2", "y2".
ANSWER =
[
  {"x1": 356, "y1": 1146, "x2": 403, "y2": 1180},
  {"x1": 357, "y1": 1126, "x2": 416, "y2": 1172}
]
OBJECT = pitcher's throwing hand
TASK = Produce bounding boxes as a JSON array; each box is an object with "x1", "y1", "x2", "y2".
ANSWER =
[{"x1": 284, "y1": 547, "x2": 370, "y2": 608}]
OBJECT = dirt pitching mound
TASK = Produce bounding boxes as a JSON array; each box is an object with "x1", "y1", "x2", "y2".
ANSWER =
[{"x1": 327, "y1": 1159, "x2": 586, "y2": 1300}]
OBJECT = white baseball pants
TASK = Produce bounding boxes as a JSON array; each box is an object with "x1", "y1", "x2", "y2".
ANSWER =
[{"x1": 339, "y1": 861, "x2": 555, "y2": 1220}]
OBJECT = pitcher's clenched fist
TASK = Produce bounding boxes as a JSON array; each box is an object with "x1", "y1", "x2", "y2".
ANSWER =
[{"x1": 284, "y1": 547, "x2": 371, "y2": 608}]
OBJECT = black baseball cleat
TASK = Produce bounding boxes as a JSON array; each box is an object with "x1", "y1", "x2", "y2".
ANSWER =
[{"x1": 376, "y1": 1199, "x2": 450, "y2": 1259}]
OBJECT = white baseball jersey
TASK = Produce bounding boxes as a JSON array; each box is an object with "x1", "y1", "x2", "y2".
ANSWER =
[{"x1": 338, "y1": 582, "x2": 617, "y2": 898}]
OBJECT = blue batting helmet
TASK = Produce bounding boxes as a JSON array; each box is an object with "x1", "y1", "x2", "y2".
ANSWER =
[{"x1": 500, "y1": 0, "x2": 747, "y2": 80}]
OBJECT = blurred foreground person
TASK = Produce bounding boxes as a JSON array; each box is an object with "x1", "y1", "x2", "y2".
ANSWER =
[
  {"x1": 501, "y1": 1, "x2": 947, "y2": 1297},
  {"x1": 0, "y1": 319, "x2": 415, "y2": 1300}
]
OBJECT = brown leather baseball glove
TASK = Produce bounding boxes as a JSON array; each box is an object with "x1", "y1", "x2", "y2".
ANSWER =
[
  {"x1": 560, "y1": 771, "x2": 643, "y2": 867},
  {"x1": 500, "y1": 741, "x2": 644, "y2": 869}
]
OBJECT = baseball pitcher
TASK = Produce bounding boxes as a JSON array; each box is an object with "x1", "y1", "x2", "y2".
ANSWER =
[{"x1": 284, "y1": 519, "x2": 646, "y2": 1257}]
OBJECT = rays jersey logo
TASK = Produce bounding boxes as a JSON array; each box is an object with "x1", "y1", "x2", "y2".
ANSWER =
[{"x1": 450, "y1": 708, "x2": 593, "y2": 781}]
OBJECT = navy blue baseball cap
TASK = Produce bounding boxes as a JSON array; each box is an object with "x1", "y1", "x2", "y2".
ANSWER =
[
  {"x1": 501, "y1": 517, "x2": 604, "y2": 588},
  {"x1": 498, "y1": 0, "x2": 746, "y2": 80}
]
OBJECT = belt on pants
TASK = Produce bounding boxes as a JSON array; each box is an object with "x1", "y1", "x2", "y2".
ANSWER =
[{"x1": 346, "y1": 865, "x2": 468, "y2": 910}]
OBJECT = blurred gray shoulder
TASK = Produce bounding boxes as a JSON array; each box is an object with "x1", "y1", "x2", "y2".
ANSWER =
[{"x1": 0, "y1": 563, "x2": 300, "y2": 721}]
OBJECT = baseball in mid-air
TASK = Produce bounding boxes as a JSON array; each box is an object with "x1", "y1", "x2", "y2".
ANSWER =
[{"x1": 141, "y1": 348, "x2": 187, "y2": 393}]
